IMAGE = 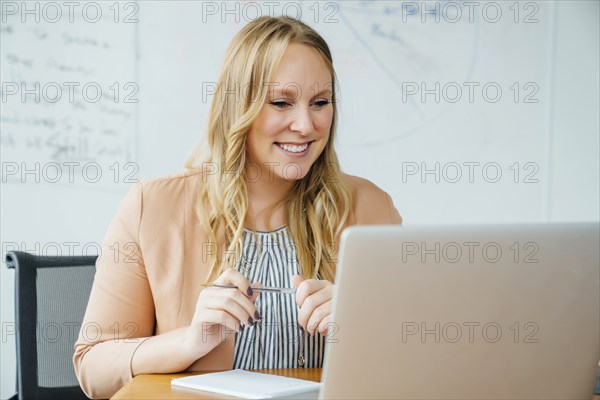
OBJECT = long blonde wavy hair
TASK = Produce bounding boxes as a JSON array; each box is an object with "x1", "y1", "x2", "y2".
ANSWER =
[{"x1": 185, "y1": 16, "x2": 352, "y2": 283}]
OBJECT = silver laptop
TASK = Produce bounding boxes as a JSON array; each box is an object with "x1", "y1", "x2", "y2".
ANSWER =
[{"x1": 320, "y1": 223, "x2": 600, "y2": 399}]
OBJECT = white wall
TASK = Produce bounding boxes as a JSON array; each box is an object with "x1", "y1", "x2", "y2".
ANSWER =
[
  {"x1": 1, "y1": 1, "x2": 598, "y2": 397},
  {"x1": 549, "y1": 1, "x2": 599, "y2": 221}
]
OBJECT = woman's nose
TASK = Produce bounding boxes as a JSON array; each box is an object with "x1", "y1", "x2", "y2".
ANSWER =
[{"x1": 289, "y1": 106, "x2": 313, "y2": 135}]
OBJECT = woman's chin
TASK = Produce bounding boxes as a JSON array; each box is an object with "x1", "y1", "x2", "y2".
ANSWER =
[
  {"x1": 274, "y1": 172, "x2": 308, "y2": 182},
  {"x1": 279, "y1": 163, "x2": 313, "y2": 181}
]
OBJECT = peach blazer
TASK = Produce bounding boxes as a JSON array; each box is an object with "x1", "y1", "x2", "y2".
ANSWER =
[{"x1": 73, "y1": 169, "x2": 402, "y2": 398}]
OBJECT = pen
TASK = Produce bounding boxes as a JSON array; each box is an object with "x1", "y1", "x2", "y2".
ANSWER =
[{"x1": 201, "y1": 283, "x2": 297, "y2": 294}]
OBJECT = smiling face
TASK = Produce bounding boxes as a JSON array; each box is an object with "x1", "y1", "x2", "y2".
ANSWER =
[{"x1": 245, "y1": 42, "x2": 334, "y2": 183}]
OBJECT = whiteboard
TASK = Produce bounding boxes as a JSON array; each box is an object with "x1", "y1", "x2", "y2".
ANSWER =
[
  {"x1": 1, "y1": 1, "x2": 138, "y2": 188},
  {"x1": 134, "y1": 0, "x2": 559, "y2": 224}
]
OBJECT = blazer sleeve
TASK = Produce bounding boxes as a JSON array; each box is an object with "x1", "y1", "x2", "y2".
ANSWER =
[
  {"x1": 73, "y1": 183, "x2": 155, "y2": 399},
  {"x1": 385, "y1": 192, "x2": 403, "y2": 225},
  {"x1": 350, "y1": 174, "x2": 403, "y2": 226}
]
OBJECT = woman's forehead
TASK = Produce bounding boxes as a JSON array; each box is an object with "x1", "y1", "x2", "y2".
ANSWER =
[{"x1": 270, "y1": 44, "x2": 331, "y2": 79}]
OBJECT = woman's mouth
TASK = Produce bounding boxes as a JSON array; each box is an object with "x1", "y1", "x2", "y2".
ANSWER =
[{"x1": 274, "y1": 141, "x2": 313, "y2": 157}]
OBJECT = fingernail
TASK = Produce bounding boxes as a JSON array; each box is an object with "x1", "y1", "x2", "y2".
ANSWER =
[
  {"x1": 247, "y1": 287, "x2": 254, "y2": 296},
  {"x1": 248, "y1": 317, "x2": 254, "y2": 326},
  {"x1": 254, "y1": 311, "x2": 261, "y2": 320}
]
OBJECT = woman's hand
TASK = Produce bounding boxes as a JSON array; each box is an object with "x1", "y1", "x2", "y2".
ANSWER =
[
  {"x1": 185, "y1": 269, "x2": 261, "y2": 358},
  {"x1": 292, "y1": 274, "x2": 334, "y2": 336}
]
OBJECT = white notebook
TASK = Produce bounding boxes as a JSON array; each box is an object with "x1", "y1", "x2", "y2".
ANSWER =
[{"x1": 171, "y1": 369, "x2": 322, "y2": 399}]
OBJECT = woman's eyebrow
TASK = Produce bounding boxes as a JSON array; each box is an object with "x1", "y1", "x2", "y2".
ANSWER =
[
  {"x1": 268, "y1": 86, "x2": 333, "y2": 99},
  {"x1": 269, "y1": 87, "x2": 298, "y2": 98},
  {"x1": 311, "y1": 88, "x2": 333, "y2": 97}
]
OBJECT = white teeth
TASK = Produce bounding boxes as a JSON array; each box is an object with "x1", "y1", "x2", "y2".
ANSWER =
[{"x1": 278, "y1": 143, "x2": 308, "y2": 153}]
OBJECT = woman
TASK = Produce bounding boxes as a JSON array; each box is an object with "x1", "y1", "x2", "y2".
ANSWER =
[{"x1": 74, "y1": 16, "x2": 402, "y2": 399}]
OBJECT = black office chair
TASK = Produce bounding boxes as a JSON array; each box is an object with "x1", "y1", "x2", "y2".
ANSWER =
[
  {"x1": 5, "y1": 251, "x2": 97, "y2": 400},
  {"x1": 595, "y1": 363, "x2": 600, "y2": 396}
]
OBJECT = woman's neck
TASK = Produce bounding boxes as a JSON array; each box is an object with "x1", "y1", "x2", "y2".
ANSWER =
[{"x1": 244, "y1": 175, "x2": 293, "y2": 232}]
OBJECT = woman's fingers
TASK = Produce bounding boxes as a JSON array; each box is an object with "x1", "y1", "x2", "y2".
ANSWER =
[
  {"x1": 316, "y1": 312, "x2": 335, "y2": 337},
  {"x1": 304, "y1": 299, "x2": 333, "y2": 336},
  {"x1": 203, "y1": 290, "x2": 257, "y2": 327},
  {"x1": 295, "y1": 277, "x2": 328, "y2": 308},
  {"x1": 214, "y1": 269, "x2": 261, "y2": 319},
  {"x1": 296, "y1": 280, "x2": 334, "y2": 333},
  {"x1": 215, "y1": 268, "x2": 256, "y2": 297},
  {"x1": 194, "y1": 269, "x2": 261, "y2": 330}
]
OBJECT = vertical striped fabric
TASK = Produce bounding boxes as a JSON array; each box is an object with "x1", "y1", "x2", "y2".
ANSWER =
[{"x1": 232, "y1": 226, "x2": 325, "y2": 369}]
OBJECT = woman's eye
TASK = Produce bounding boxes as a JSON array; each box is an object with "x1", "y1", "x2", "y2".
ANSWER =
[
  {"x1": 313, "y1": 100, "x2": 330, "y2": 107},
  {"x1": 269, "y1": 100, "x2": 330, "y2": 108}
]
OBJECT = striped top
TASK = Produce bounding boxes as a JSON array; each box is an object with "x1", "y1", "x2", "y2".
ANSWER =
[{"x1": 232, "y1": 226, "x2": 325, "y2": 369}]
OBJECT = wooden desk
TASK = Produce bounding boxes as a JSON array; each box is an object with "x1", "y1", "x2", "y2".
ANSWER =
[
  {"x1": 112, "y1": 369, "x2": 322, "y2": 399},
  {"x1": 112, "y1": 369, "x2": 600, "y2": 400}
]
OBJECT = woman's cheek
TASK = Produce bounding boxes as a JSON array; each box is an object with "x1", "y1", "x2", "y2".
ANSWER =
[{"x1": 315, "y1": 112, "x2": 333, "y2": 135}]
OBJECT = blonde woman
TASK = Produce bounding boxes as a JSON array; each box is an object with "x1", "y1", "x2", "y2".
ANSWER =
[{"x1": 74, "y1": 16, "x2": 402, "y2": 399}]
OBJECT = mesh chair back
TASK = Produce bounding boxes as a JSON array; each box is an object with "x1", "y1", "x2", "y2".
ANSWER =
[{"x1": 6, "y1": 251, "x2": 97, "y2": 400}]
